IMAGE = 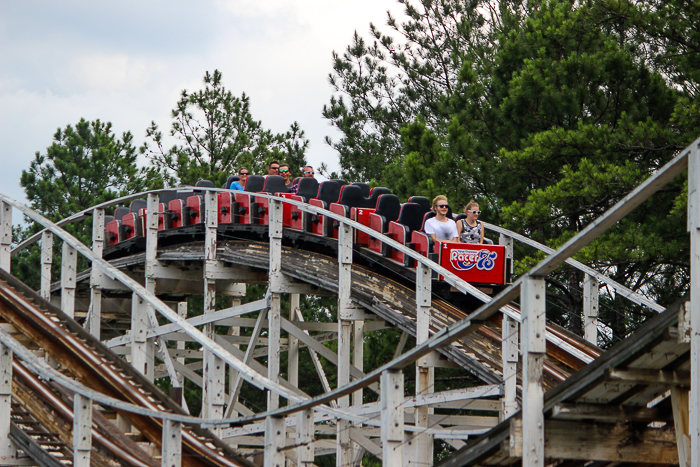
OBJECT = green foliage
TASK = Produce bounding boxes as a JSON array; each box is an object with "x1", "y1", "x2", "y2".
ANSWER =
[
  {"x1": 323, "y1": 0, "x2": 494, "y2": 182},
  {"x1": 21, "y1": 118, "x2": 158, "y2": 228},
  {"x1": 142, "y1": 70, "x2": 308, "y2": 187}
]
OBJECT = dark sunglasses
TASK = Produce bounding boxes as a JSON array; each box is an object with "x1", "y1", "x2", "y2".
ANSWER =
[
  {"x1": 238, "y1": 172, "x2": 249, "y2": 176},
  {"x1": 466, "y1": 210, "x2": 481, "y2": 214},
  {"x1": 436, "y1": 204, "x2": 449, "y2": 209},
  {"x1": 270, "y1": 166, "x2": 280, "y2": 170},
  {"x1": 280, "y1": 169, "x2": 290, "y2": 173}
]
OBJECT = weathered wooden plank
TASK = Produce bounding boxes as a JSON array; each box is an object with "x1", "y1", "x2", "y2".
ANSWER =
[{"x1": 510, "y1": 419, "x2": 679, "y2": 464}]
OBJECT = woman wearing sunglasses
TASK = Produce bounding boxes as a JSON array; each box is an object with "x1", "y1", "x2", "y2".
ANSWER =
[
  {"x1": 425, "y1": 195, "x2": 459, "y2": 242},
  {"x1": 279, "y1": 163, "x2": 293, "y2": 188},
  {"x1": 457, "y1": 200, "x2": 488, "y2": 244}
]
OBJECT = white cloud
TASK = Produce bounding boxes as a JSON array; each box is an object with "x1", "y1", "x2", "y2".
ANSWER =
[
  {"x1": 71, "y1": 54, "x2": 154, "y2": 92},
  {"x1": 0, "y1": 0, "x2": 403, "y2": 208}
]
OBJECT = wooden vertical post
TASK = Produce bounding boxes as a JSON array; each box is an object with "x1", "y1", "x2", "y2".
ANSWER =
[
  {"x1": 88, "y1": 208, "x2": 105, "y2": 338},
  {"x1": 381, "y1": 369, "x2": 404, "y2": 466},
  {"x1": 40, "y1": 231, "x2": 53, "y2": 301},
  {"x1": 410, "y1": 262, "x2": 433, "y2": 465},
  {"x1": 131, "y1": 293, "x2": 153, "y2": 379},
  {"x1": 521, "y1": 277, "x2": 546, "y2": 467},
  {"x1": 499, "y1": 233, "x2": 514, "y2": 281},
  {"x1": 227, "y1": 283, "x2": 246, "y2": 423},
  {"x1": 264, "y1": 415, "x2": 285, "y2": 467},
  {"x1": 72, "y1": 394, "x2": 92, "y2": 467},
  {"x1": 0, "y1": 202, "x2": 11, "y2": 273},
  {"x1": 687, "y1": 142, "x2": 700, "y2": 467},
  {"x1": 297, "y1": 409, "x2": 315, "y2": 465},
  {"x1": 61, "y1": 242, "x2": 77, "y2": 318},
  {"x1": 583, "y1": 273, "x2": 599, "y2": 345},
  {"x1": 337, "y1": 222, "x2": 357, "y2": 466},
  {"x1": 353, "y1": 319, "x2": 364, "y2": 408},
  {"x1": 202, "y1": 191, "x2": 224, "y2": 432},
  {"x1": 501, "y1": 314, "x2": 519, "y2": 420},
  {"x1": 0, "y1": 343, "x2": 13, "y2": 464},
  {"x1": 162, "y1": 419, "x2": 182, "y2": 467},
  {"x1": 268, "y1": 199, "x2": 283, "y2": 415}
]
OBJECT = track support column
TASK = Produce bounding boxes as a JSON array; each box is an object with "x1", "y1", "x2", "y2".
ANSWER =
[
  {"x1": 0, "y1": 202, "x2": 10, "y2": 273},
  {"x1": 501, "y1": 314, "x2": 519, "y2": 419},
  {"x1": 410, "y1": 262, "x2": 433, "y2": 465},
  {"x1": 583, "y1": 274, "x2": 599, "y2": 345},
  {"x1": 203, "y1": 190, "x2": 224, "y2": 431},
  {"x1": 381, "y1": 369, "x2": 404, "y2": 466},
  {"x1": 264, "y1": 415, "x2": 285, "y2": 467},
  {"x1": 268, "y1": 199, "x2": 283, "y2": 413},
  {"x1": 337, "y1": 222, "x2": 360, "y2": 466},
  {"x1": 88, "y1": 208, "x2": 105, "y2": 338},
  {"x1": 73, "y1": 394, "x2": 92, "y2": 467},
  {"x1": 61, "y1": 241, "x2": 77, "y2": 318},
  {"x1": 521, "y1": 277, "x2": 545, "y2": 467},
  {"x1": 0, "y1": 343, "x2": 13, "y2": 464},
  {"x1": 162, "y1": 419, "x2": 182, "y2": 467},
  {"x1": 688, "y1": 141, "x2": 700, "y2": 467},
  {"x1": 40, "y1": 231, "x2": 53, "y2": 301}
]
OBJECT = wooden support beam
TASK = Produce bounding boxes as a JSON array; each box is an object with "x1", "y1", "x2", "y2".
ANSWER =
[
  {"x1": 72, "y1": 394, "x2": 92, "y2": 467},
  {"x1": 297, "y1": 409, "x2": 314, "y2": 465},
  {"x1": 411, "y1": 261, "x2": 434, "y2": 466},
  {"x1": 551, "y1": 402, "x2": 671, "y2": 422},
  {"x1": 40, "y1": 231, "x2": 53, "y2": 301},
  {"x1": 268, "y1": 199, "x2": 283, "y2": 414},
  {"x1": 606, "y1": 368, "x2": 690, "y2": 385},
  {"x1": 583, "y1": 273, "x2": 599, "y2": 345},
  {"x1": 0, "y1": 343, "x2": 13, "y2": 463},
  {"x1": 87, "y1": 208, "x2": 105, "y2": 339},
  {"x1": 0, "y1": 202, "x2": 10, "y2": 273},
  {"x1": 337, "y1": 222, "x2": 356, "y2": 466},
  {"x1": 265, "y1": 415, "x2": 285, "y2": 467},
  {"x1": 510, "y1": 418, "x2": 679, "y2": 464},
  {"x1": 672, "y1": 387, "x2": 691, "y2": 467},
  {"x1": 203, "y1": 190, "x2": 224, "y2": 432},
  {"x1": 162, "y1": 419, "x2": 182, "y2": 467},
  {"x1": 61, "y1": 242, "x2": 77, "y2": 318},
  {"x1": 521, "y1": 277, "x2": 545, "y2": 467},
  {"x1": 381, "y1": 369, "x2": 403, "y2": 466},
  {"x1": 130, "y1": 293, "x2": 153, "y2": 379},
  {"x1": 501, "y1": 314, "x2": 518, "y2": 420}
]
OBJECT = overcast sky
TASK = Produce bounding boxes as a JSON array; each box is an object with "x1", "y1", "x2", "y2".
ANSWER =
[{"x1": 0, "y1": 0, "x2": 402, "y2": 218}]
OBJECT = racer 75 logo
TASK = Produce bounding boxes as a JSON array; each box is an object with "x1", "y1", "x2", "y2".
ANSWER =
[{"x1": 449, "y1": 249, "x2": 497, "y2": 271}]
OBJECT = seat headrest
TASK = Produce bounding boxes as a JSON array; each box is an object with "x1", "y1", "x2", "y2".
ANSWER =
[
  {"x1": 337, "y1": 185, "x2": 365, "y2": 207},
  {"x1": 365, "y1": 187, "x2": 391, "y2": 208},
  {"x1": 296, "y1": 178, "x2": 320, "y2": 200},
  {"x1": 159, "y1": 191, "x2": 178, "y2": 204},
  {"x1": 375, "y1": 194, "x2": 401, "y2": 222},
  {"x1": 129, "y1": 199, "x2": 147, "y2": 213},
  {"x1": 316, "y1": 181, "x2": 342, "y2": 204},
  {"x1": 263, "y1": 175, "x2": 290, "y2": 194},
  {"x1": 195, "y1": 180, "x2": 215, "y2": 188},
  {"x1": 351, "y1": 183, "x2": 370, "y2": 198},
  {"x1": 114, "y1": 207, "x2": 130, "y2": 222},
  {"x1": 331, "y1": 179, "x2": 348, "y2": 187},
  {"x1": 244, "y1": 175, "x2": 266, "y2": 193},
  {"x1": 408, "y1": 196, "x2": 431, "y2": 213},
  {"x1": 396, "y1": 202, "x2": 428, "y2": 233}
]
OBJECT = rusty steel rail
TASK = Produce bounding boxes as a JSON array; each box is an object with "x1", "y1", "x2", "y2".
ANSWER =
[{"x1": 0, "y1": 268, "x2": 254, "y2": 467}]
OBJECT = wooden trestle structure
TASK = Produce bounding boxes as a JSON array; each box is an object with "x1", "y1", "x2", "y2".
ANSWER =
[{"x1": 0, "y1": 137, "x2": 697, "y2": 466}]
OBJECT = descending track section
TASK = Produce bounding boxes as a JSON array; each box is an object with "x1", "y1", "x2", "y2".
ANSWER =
[{"x1": 0, "y1": 267, "x2": 254, "y2": 467}]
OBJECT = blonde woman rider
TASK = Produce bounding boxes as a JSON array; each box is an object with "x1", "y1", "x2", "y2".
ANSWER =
[
  {"x1": 424, "y1": 195, "x2": 458, "y2": 242},
  {"x1": 457, "y1": 199, "x2": 485, "y2": 244}
]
